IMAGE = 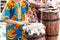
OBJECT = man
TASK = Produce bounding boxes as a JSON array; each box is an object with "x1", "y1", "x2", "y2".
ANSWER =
[{"x1": 1, "y1": 0, "x2": 29, "y2": 40}]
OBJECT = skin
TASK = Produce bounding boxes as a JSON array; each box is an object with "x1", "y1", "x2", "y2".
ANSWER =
[{"x1": 3, "y1": 18, "x2": 29, "y2": 25}]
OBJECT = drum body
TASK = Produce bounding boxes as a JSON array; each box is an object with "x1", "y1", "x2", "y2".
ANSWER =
[{"x1": 42, "y1": 9, "x2": 59, "y2": 40}]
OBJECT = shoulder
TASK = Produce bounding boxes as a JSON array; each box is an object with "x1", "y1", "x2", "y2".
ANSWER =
[{"x1": 5, "y1": 1, "x2": 17, "y2": 10}]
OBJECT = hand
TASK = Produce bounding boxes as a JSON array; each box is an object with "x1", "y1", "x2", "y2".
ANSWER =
[
  {"x1": 17, "y1": 21, "x2": 30, "y2": 25},
  {"x1": 58, "y1": 2, "x2": 60, "y2": 5},
  {"x1": 24, "y1": 21, "x2": 30, "y2": 25}
]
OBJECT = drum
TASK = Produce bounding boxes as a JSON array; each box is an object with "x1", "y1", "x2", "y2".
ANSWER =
[{"x1": 42, "y1": 9, "x2": 59, "y2": 40}]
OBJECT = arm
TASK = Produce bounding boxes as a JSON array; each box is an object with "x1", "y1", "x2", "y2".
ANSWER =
[
  {"x1": 2, "y1": 18, "x2": 29, "y2": 25},
  {"x1": 1, "y1": 3, "x2": 29, "y2": 25}
]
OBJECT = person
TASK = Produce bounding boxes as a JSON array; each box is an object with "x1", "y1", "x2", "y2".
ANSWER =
[{"x1": 1, "y1": 0, "x2": 29, "y2": 40}]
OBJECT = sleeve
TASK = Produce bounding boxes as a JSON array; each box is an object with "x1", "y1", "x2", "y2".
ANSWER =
[
  {"x1": 21, "y1": 2, "x2": 28, "y2": 14},
  {"x1": 1, "y1": 5, "x2": 10, "y2": 21}
]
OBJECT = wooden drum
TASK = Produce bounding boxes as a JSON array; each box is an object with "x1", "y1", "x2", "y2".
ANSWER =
[{"x1": 42, "y1": 9, "x2": 59, "y2": 40}]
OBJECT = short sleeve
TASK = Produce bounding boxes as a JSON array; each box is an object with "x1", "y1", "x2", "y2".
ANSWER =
[
  {"x1": 1, "y1": 5, "x2": 10, "y2": 21},
  {"x1": 21, "y1": 2, "x2": 28, "y2": 14}
]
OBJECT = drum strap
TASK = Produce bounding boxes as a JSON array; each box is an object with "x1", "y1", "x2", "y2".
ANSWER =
[
  {"x1": 46, "y1": 34, "x2": 58, "y2": 37},
  {"x1": 43, "y1": 18, "x2": 59, "y2": 22}
]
